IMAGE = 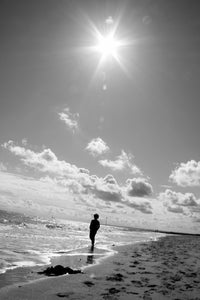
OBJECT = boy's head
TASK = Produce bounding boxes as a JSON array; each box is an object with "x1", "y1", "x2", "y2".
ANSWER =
[{"x1": 94, "y1": 213, "x2": 99, "y2": 220}]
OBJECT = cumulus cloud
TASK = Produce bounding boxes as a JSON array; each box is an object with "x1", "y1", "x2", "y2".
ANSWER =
[
  {"x1": 99, "y1": 150, "x2": 142, "y2": 175},
  {"x1": 91, "y1": 175, "x2": 122, "y2": 202},
  {"x1": 103, "y1": 174, "x2": 118, "y2": 185},
  {"x1": 86, "y1": 137, "x2": 109, "y2": 157},
  {"x1": 2, "y1": 140, "x2": 81, "y2": 177},
  {"x1": 0, "y1": 171, "x2": 80, "y2": 218},
  {"x1": 2, "y1": 140, "x2": 152, "y2": 215},
  {"x1": 159, "y1": 189, "x2": 198, "y2": 214},
  {"x1": 124, "y1": 198, "x2": 152, "y2": 214},
  {"x1": 167, "y1": 206, "x2": 184, "y2": 214},
  {"x1": 92, "y1": 187, "x2": 122, "y2": 202},
  {"x1": 2, "y1": 141, "x2": 119, "y2": 202},
  {"x1": 58, "y1": 107, "x2": 79, "y2": 132},
  {"x1": 126, "y1": 178, "x2": 153, "y2": 197},
  {"x1": 159, "y1": 189, "x2": 198, "y2": 207},
  {"x1": 170, "y1": 160, "x2": 200, "y2": 187}
]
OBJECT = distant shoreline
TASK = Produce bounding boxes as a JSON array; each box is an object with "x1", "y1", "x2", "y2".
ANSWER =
[
  {"x1": 102, "y1": 223, "x2": 200, "y2": 236},
  {"x1": 154, "y1": 229, "x2": 200, "y2": 236}
]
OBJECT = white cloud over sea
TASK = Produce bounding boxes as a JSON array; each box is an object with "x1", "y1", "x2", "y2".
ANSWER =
[
  {"x1": 126, "y1": 178, "x2": 153, "y2": 197},
  {"x1": 86, "y1": 137, "x2": 109, "y2": 157},
  {"x1": 159, "y1": 189, "x2": 199, "y2": 215},
  {"x1": 170, "y1": 160, "x2": 200, "y2": 187},
  {"x1": 99, "y1": 150, "x2": 142, "y2": 175},
  {"x1": 2, "y1": 140, "x2": 153, "y2": 215},
  {"x1": 58, "y1": 107, "x2": 79, "y2": 132},
  {"x1": 2, "y1": 140, "x2": 200, "y2": 232}
]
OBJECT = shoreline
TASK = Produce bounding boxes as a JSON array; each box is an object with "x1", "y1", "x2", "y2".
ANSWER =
[
  {"x1": 0, "y1": 244, "x2": 115, "y2": 290},
  {"x1": 0, "y1": 243, "x2": 123, "y2": 296},
  {"x1": 0, "y1": 235, "x2": 162, "y2": 298},
  {"x1": 0, "y1": 231, "x2": 160, "y2": 290},
  {"x1": 0, "y1": 234, "x2": 200, "y2": 299}
]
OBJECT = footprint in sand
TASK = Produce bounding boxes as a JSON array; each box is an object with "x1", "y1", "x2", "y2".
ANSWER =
[
  {"x1": 131, "y1": 253, "x2": 141, "y2": 258},
  {"x1": 186, "y1": 272, "x2": 197, "y2": 278},
  {"x1": 108, "y1": 287, "x2": 121, "y2": 294},
  {"x1": 141, "y1": 277, "x2": 150, "y2": 283},
  {"x1": 147, "y1": 284, "x2": 157, "y2": 288},
  {"x1": 126, "y1": 271, "x2": 136, "y2": 275},
  {"x1": 56, "y1": 292, "x2": 74, "y2": 298},
  {"x1": 106, "y1": 273, "x2": 124, "y2": 282},
  {"x1": 131, "y1": 280, "x2": 144, "y2": 287},
  {"x1": 83, "y1": 281, "x2": 95, "y2": 287},
  {"x1": 113, "y1": 261, "x2": 123, "y2": 266},
  {"x1": 101, "y1": 287, "x2": 121, "y2": 299}
]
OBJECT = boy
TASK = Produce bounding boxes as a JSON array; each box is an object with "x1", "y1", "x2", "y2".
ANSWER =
[{"x1": 89, "y1": 214, "x2": 100, "y2": 248}]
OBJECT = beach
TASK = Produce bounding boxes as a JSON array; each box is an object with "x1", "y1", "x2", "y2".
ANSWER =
[
  {"x1": 1, "y1": 0, "x2": 200, "y2": 297},
  {"x1": 0, "y1": 219, "x2": 154, "y2": 287},
  {"x1": 0, "y1": 234, "x2": 200, "y2": 300}
]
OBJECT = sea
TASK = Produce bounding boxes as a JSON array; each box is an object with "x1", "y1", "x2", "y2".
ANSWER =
[{"x1": 0, "y1": 212, "x2": 162, "y2": 289}]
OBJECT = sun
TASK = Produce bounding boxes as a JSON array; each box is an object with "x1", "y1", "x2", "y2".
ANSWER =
[
  {"x1": 95, "y1": 32, "x2": 120, "y2": 62},
  {"x1": 84, "y1": 16, "x2": 133, "y2": 77}
]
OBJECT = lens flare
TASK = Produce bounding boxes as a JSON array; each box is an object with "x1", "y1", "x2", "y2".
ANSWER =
[
  {"x1": 81, "y1": 14, "x2": 134, "y2": 84},
  {"x1": 95, "y1": 32, "x2": 120, "y2": 61}
]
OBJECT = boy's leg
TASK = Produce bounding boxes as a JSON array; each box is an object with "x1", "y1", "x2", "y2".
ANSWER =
[
  {"x1": 92, "y1": 235, "x2": 95, "y2": 246},
  {"x1": 90, "y1": 231, "x2": 94, "y2": 245}
]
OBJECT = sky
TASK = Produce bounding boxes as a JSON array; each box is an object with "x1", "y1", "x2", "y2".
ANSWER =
[{"x1": 1, "y1": 0, "x2": 200, "y2": 233}]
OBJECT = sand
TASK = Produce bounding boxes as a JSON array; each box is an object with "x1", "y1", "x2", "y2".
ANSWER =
[{"x1": 0, "y1": 234, "x2": 200, "y2": 300}]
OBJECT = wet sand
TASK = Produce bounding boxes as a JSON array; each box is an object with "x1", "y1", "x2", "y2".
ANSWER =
[{"x1": 0, "y1": 235, "x2": 200, "y2": 299}]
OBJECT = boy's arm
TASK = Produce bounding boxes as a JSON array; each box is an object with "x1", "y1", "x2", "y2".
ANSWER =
[
  {"x1": 97, "y1": 221, "x2": 100, "y2": 230},
  {"x1": 89, "y1": 220, "x2": 93, "y2": 229}
]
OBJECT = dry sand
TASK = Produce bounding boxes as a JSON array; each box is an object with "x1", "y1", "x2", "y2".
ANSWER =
[{"x1": 0, "y1": 234, "x2": 200, "y2": 299}]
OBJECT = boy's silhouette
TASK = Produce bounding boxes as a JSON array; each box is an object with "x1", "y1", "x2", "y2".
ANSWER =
[{"x1": 89, "y1": 214, "x2": 100, "y2": 248}]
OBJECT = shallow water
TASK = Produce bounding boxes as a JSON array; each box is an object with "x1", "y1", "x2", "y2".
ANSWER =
[{"x1": 0, "y1": 220, "x2": 160, "y2": 288}]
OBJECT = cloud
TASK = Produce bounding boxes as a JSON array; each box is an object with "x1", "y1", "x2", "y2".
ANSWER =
[
  {"x1": 58, "y1": 107, "x2": 79, "y2": 132},
  {"x1": 90, "y1": 175, "x2": 122, "y2": 202},
  {"x1": 159, "y1": 189, "x2": 198, "y2": 207},
  {"x1": 2, "y1": 141, "x2": 119, "y2": 202},
  {"x1": 159, "y1": 189, "x2": 198, "y2": 214},
  {"x1": 103, "y1": 174, "x2": 118, "y2": 185},
  {"x1": 167, "y1": 206, "x2": 184, "y2": 214},
  {"x1": 170, "y1": 160, "x2": 200, "y2": 187},
  {"x1": 22, "y1": 138, "x2": 28, "y2": 146},
  {"x1": 0, "y1": 171, "x2": 74, "y2": 212},
  {"x1": 124, "y1": 198, "x2": 152, "y2": 214},
  {"x1": 161, "y1": 184, "x2": 172, "y2": 189},
  {"x1": 92, "y1": 188, "x2": 121, "y2": 202},
  {"x1": 82, "y1": 174, "x2": 154, "y2": 214},
  {"x1": 99, "y1": 150, "x2": 142, "y2": 175},
  {"x1": 2, "y1": 140, "x2": 81, "y2": 177},
  {"x1": 86, "y1": 137, "x2": 109, "y2": 157},
  {"x1": 2, "y1": 140, "x2": 152, "y2": 215},
  {"x1": 126, "y1": 178, "x2": 153, "y2": 197}
]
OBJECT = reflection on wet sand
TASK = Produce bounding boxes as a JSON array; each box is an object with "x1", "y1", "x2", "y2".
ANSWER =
[{"x1": 87, "y1": 246, "x2": 94, "y2": 265}]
